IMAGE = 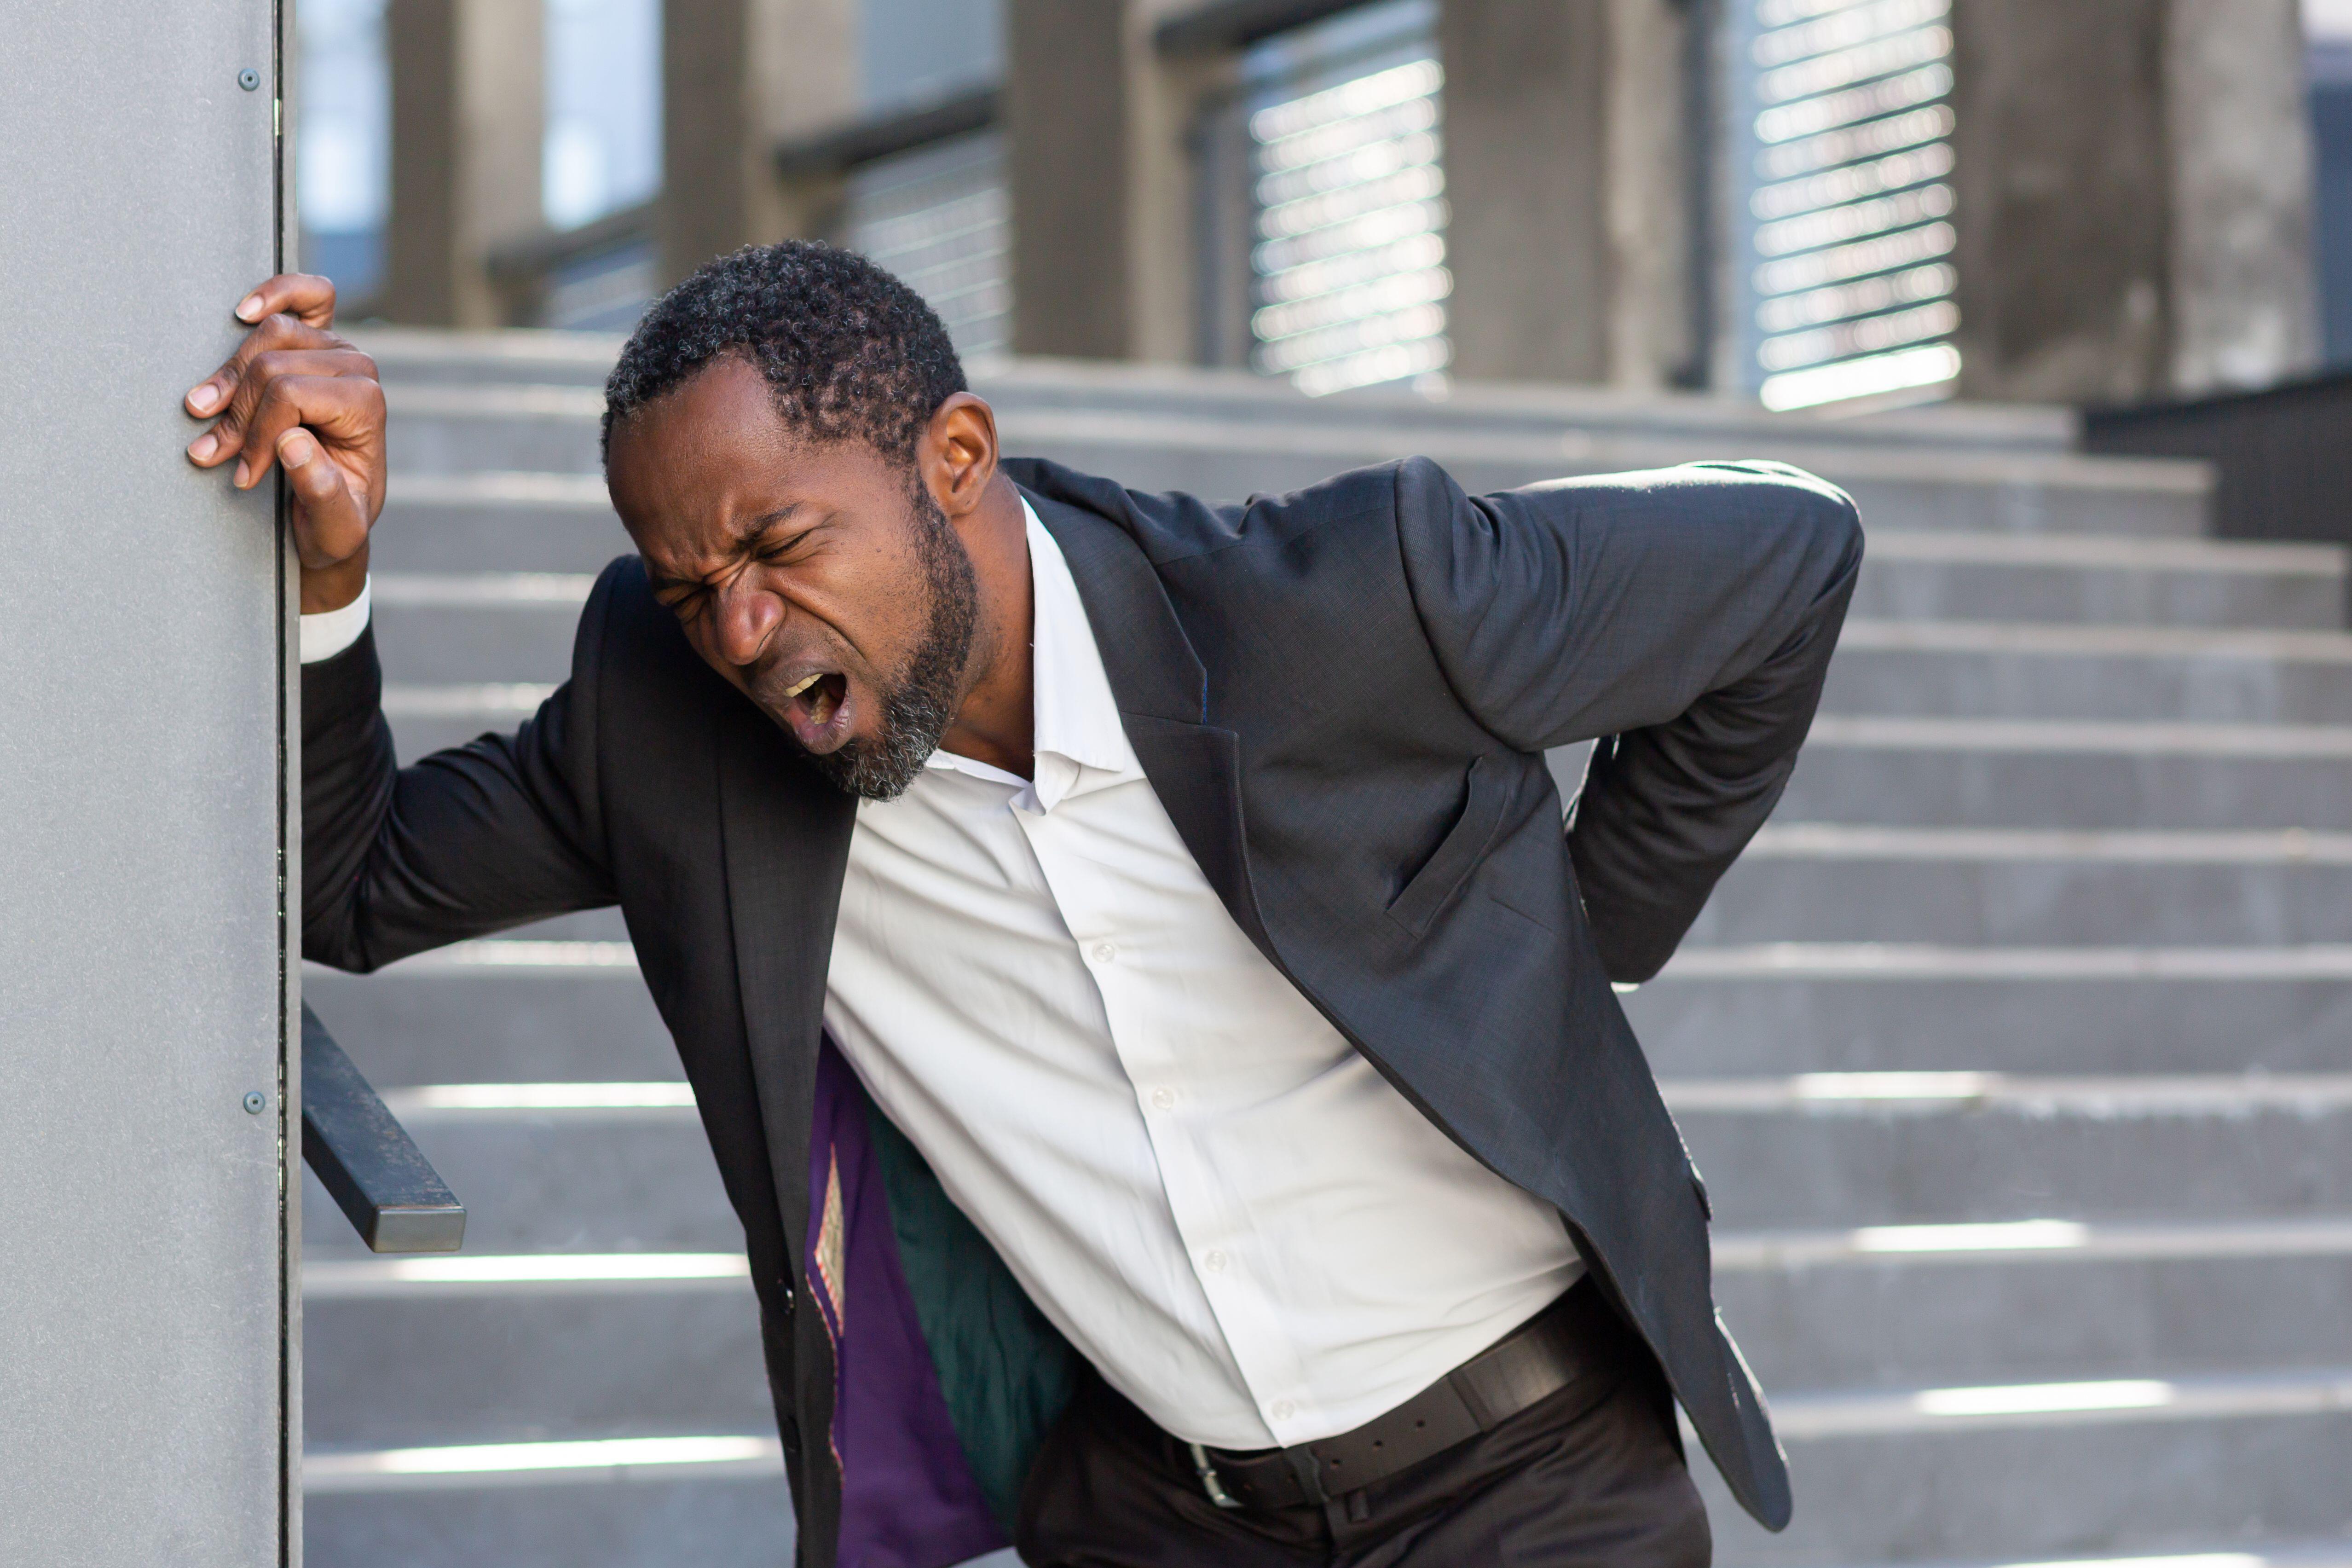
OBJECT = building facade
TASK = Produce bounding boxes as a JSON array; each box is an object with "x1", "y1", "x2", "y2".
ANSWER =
[{"x1": 312, "y1": 0, "x2": 2325, "y2": 410}]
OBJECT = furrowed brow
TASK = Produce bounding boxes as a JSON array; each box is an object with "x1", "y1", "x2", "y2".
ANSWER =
[
  {"x1": 650, "y1": 505, "x2": 809, "y2": 598},
  {"x1": 735, "y1": 504, "x2": 808, "y2": 550}
]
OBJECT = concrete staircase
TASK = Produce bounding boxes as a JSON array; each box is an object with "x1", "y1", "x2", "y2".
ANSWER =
[{"x1": 303, "y1": 329, "x2": 2352, "y2": 1568}]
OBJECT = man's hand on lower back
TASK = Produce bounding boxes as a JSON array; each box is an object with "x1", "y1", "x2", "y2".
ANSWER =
[{"x1": 182, "y1": 272, "x2": 388, "y2": 613}]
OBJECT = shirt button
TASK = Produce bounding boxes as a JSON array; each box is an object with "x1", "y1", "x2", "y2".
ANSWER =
[
  {"x1": 1149, "y1": 1087, "x2": 1176, "y2": 1111},
  {"x1": 1203, "y1": 1250, "x2": 1227, "y2": 1273},
  {"x1": 1091, "y1": 941, "x2": 1118, "y2": 964},
  {"x1": 1271, "y1": 1400, "x2": 1297, "y2": 1422}
]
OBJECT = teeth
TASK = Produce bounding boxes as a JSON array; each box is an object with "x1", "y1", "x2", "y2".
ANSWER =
[{"x1": 784, "y1": 673, "x2": 821, "y2": 699}]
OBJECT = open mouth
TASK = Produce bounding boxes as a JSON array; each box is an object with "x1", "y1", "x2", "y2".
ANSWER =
[{"x1": 780, "y1": 670, "x2": 852, "y2": 749}]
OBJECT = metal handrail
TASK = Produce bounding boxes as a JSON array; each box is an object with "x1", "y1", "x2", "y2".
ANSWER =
[{"x1": 301, "y1": 1003, "x2": 466, "y2": 1253}]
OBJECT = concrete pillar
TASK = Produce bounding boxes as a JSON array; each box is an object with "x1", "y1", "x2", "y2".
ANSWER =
[
  {"x1": 660, "y1": 0, "x2": 856, "y2": 288},
  {"x1": 1439, "y1": 0, "x2": 1694, "y2": 388},
  {"x1": 1948, "y1": 0, "x2": 2174, "y2": 401},
  {"x1": 381, "y1": 0, "x2": 544, "y2": 328},
  {"x1": 2163, "y1": 0, "x2": 2319, "y2": 393},
  {"x1": 1004, "y1": 0, "x2": 1204, "y2": 362},
  {"x1": 1949, "y1": 0, "x2": 2318, "y2": 402}
]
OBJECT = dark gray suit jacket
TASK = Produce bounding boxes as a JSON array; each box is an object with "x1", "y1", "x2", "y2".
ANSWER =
[{"x1": 305, "y1": 454, "x2": 1861, "y2": 1557}]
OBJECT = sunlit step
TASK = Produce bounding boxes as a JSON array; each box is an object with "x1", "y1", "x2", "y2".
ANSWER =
[
  {"x1": 374, "y1": 938, "x2": 639, "y2": 974},
  {"x1": 1806, "y1": 714, "x2": 2352, "y2": 757},
  {"x1": 370, "y1": 935, "x2": 2352, "y2": 983},
  {"x1": 378, "y1": 1080, "x2": 694, "y2": 1118},
  {"x1": 1861, "y1": 531, "x2": 2344, "y2": 574},
  {"x1": 1660, "y1": 943, "x2": 2352, "y2": 981},
  {"x1": 1745, "y1": 825, "x2": 2352, "y2": 863},
  {"x1": 1664, "y1": 1070, "x2": 2352, "y2": 1114},
  {"x1": 1836, "y1": 618, "x2": 2352, "y2": 662},
  {"x1": 374, "y1": 572, "x2": 597, "y2": 608},
  {"x1": 1764, "y1": 1365, "x2": 2352, "y2": 1440},
  {"x1": 304, "y1": 1433, "x2": 780, "y2": 1494},
  {"x1": 367, "y1": 1070, "x2": 2352, "y2": 1120},
  {"x1": 301, "y1": 1217, "x2": 2352, "y2": 1295},
  {"x1": 1711, "y1": 1214, "x2": 2352, "y2": 1271},
  {"x1": 1760, "y1": 1549, "x2": 2352, "y2": 1568},
  {"x1": 305, "y1": 1252, "x2": 748, "y2": 1298},
  {"x1": 383, "y1": 383, "x2": 607, "y2": 420},
  {"x1": 383, "y1": 469, "x2": 612, "y2": 507},
  {"x1": 381, "y1": 682, "x2": 559, "y2": 719}
]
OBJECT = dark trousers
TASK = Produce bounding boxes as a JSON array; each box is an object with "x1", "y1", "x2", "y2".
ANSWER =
[{"x1": 1013, "y1": 1342, "x2": 1711, "y2": 1567}]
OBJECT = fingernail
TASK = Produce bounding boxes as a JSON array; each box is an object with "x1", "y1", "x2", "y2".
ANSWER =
[
  {"x1": 232, "y1": 460, "x2": 250, "y2": 487},
  {"x1": 235, "y1": 295, "x2": 265, "y2": 322},
  {"x1": 186, "y1": 381, "x2": 222, "y2": 413},
  {"x1": 281, "y1": 432, "x2": 315, "y2": 467},
  {"x1": 187, "y1": 433, "x2": 219, "y2": 461}
]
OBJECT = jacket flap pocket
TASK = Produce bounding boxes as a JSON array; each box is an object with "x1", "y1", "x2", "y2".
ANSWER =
[{"x1": 1387, "y1": 755, "x2": 1512, "y2": 937}]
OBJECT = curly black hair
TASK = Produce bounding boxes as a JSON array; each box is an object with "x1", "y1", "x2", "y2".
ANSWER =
[{"x1": 600, "y1": 241, "x2": 966, "y2": 468}]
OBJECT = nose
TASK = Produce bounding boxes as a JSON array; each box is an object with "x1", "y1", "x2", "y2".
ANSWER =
[{"x1": 711, "y1": 574, "x2": 783, "y2": 669}]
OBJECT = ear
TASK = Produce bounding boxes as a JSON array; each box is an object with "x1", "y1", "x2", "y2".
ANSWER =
[{"x1": 920, "y1": 392, "x2": 1000, "y2": 520}]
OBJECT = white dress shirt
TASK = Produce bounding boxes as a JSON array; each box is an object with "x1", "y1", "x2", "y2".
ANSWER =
[{"x1": 302, "y1": 503, "x2": 1583, "y2": 1451}]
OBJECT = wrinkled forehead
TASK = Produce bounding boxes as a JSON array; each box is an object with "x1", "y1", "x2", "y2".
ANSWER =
[{"x1": 607, "y1": 379, "x2": 913, "y2": 564}]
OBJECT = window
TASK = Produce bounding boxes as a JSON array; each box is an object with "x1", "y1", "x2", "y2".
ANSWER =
[
  {"x1": 1734, "y1": 0, "x2": 1962, "y2": 410},
  {"x1": 1242, "y1": 0, "x2": 1449, "y2": 396}
]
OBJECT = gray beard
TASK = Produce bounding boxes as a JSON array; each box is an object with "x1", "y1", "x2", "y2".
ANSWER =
[{"x1": 805, "y1": 488, "x2": 979, "y2": 802}]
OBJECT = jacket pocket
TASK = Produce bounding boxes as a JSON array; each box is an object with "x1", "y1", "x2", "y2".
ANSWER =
[{"x1": 1387, "y1": 755, "x2": 1512, "y2": 937}]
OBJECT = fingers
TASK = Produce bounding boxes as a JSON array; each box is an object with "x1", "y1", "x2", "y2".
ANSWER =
[
  {"x1": 277, "y1": 428, "x2": 370, "y2": 568},
  {"x1": 181, "y1": 273, "x2": 388, "y2": 582},
  {"x1": 233, "y1": 370, "x2": 387, "y2": 497},
  {"x1": 235, "y1": 273, "x2": 338, "y2": 331},
  {"x1": 186, "y1": 316, "x2": 361, "y2": 424},
  {"x1": 187, "y1": 347, "x2": 376, "y2": 474}
]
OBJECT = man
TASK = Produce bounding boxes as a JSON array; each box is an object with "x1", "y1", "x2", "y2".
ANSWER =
[{"x1": 186, "y1": 244, "x2": 1859, "y2": 1568}]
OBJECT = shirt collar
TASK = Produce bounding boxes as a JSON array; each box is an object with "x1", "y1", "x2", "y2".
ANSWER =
[{"x1": 921, "y1": 498, "x2": 1139, "y2": 811}]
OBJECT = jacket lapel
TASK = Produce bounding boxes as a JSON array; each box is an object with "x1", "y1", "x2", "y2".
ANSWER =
[
  {"x1": 716, "y1": 695, "x2": 858, "y2": 1253},
  {"x1": 1027, "y1": 487, "x2": 1276, "y2": 959}
]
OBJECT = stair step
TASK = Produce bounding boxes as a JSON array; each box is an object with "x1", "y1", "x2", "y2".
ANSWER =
[
  {"x1": 305, "y1": 1463, "x2": 793, "y2": 1568},
  {"x1": 1712, "y1": 1221, "x2": 2352, "y2": 1390},
  {"x1": 1676, "y1": 1094, "x2": 2352, "y2": 1228},
  {"x1": 1720, "y1": 1546, "x2": 2352, "y2": 1568},
  {"x1": 300, "y1": 1105, "x2": 730, "y2": 1256},
  {"x1": 371, "y1": 483, "x2": 628, "y2": 576},
  {"x1": 304, "y1": 1286, "x2": 769, "y2": 1449},
  {"x1": 1685, "y1": 852, "x2": 2352, "y2": 947},
  {"x1": 304, "y1": 962, "x2": 671, "y2": 1087},
  {"x1": 1823, "y1": 622, "x2": 2352, "y2": 723},
  {"x1": 1775, "y1": 726, "x2": 2352, "y2": 830},
  {"x1": 1854, "y1": 532, "x2": 2346, "y2": 631},
  {"x1": 1624, "y1": 969, "x2": 2352, "y2": 1076},
  {"x1": 1696, "y1": 1372, "x2": 2352, "y2": 1566}
]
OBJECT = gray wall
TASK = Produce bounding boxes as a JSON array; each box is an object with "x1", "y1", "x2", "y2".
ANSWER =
[{"x1": 0, "y1": 2, "x2": 295, "y2": 1561}]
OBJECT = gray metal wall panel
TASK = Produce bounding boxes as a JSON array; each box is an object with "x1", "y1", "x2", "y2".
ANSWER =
[{"x1": 0, "y1": 3, "x2": 289, "y2": 1562}]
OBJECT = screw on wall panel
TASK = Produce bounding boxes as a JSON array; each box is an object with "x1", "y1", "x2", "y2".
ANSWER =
[
  {"x1": 239, "y1": 69, "x2": 261, "y2": 91},
  {"x1": 243, "y1": 1090, "x2": 267, "y2": 1114}
]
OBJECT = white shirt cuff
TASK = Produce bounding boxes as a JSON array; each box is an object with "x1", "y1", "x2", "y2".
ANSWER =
[{"x1": 300, "y1": 575, "x2": 372, "y2": 665}]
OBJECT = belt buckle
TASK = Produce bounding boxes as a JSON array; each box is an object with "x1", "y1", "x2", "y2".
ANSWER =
[{"x1": 1187, "y1": 1442, "x2": 1245, "y2": 1510}]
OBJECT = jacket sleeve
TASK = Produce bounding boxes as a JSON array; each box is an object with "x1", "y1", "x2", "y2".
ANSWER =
[
  {"x1": 1392, "y1": 456, "x2": 1862, "y2": 984},
  {"x1": 302, "y1": 565, "x2": 622, "y2": 972}
]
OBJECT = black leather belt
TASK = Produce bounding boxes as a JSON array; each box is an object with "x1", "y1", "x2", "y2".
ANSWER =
[{"x1": 1183, "y1": 1279, "x2": 1630, "y2": 1512}]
